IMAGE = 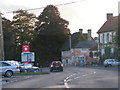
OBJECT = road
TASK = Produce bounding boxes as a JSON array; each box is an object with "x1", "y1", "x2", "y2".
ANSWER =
[{"x1": 1, "y1": 66, "x2": 119, "y2": 89}]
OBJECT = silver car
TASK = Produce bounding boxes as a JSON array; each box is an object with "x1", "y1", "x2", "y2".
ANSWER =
[
  {"x1": 20, "y1": 63, "x2": 39, "y2": 72},
  {"x1": 0, "y1": 61, "x2": 20, "y2": 77},
  {"x1": 104, "y1": 59, "x2": 120, "y2": 67}
]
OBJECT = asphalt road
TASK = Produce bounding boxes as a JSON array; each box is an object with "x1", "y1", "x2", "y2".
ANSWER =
[{"x1": 1, "y1": 66, "x2": 119, "y2": 89}]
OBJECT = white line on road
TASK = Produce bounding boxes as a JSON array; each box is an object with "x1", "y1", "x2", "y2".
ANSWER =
[
  {"x1": 64, "y1": 71, "x2": 97, "y2": 88},
  {"x1": 64, "y1": 82, "x2": 69, "y2": 88}
]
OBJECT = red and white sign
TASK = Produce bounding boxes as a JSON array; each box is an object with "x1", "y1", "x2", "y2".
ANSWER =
[{"x1": 22, "y1": 45, "x2": 30, "y2": 52}]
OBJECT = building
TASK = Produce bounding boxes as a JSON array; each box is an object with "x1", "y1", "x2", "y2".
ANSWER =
[
  {"x1": 61, "y1": 29, "x2": 98, "y2": 66},
  {"x1": 97, "y1": 13, "x2": 118, "y2": 59}
]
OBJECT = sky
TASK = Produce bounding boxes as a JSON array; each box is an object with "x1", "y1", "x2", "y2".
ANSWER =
[{"x1": 0, "y1": 0, "x2": 119, "y2": 37}]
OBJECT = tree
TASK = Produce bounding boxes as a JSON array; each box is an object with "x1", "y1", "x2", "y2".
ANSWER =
[
  {"x1": 2, "y1": 17, "x2": 15, "y2": 60},
  {"x1": 105, "y1": 46, "x2": 111, "y2": 59},
  {"x1": 32, "y1": 5, "x2": 70, "y2": 66},
  {"x1": 11, "y1": 10, "x2": 37, "y2": 61},
  {"x1": 12, "y1": 10, "x2": 37, "y2": 45},
  {"x1": 117, "y1": 14, "x2": 120, "y2": 61}
]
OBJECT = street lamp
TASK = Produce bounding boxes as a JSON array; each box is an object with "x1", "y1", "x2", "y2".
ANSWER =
[{"x1": 0, "y1": 12, "x2": 4, "y2": 61}]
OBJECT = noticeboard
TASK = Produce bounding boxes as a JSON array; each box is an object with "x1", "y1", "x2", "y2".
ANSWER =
[{"x1": 21, "y1": 52, "x2": 35, "y2": 62}]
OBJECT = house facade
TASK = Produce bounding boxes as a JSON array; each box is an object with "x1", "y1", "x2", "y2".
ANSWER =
[
  {"x1": 61, "y1": 29, "x2": 98, "y2": 66},
  {"x1": 97, "y1": 13, "x2": 118, "y2": 59},
  {"x1": 62, "y1": 48, "x2": 90, "y2": 66}
]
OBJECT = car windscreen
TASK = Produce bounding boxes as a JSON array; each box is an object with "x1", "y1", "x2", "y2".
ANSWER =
[{"x1": 53, "y1": 63, "x2": 61, "y2": 66}]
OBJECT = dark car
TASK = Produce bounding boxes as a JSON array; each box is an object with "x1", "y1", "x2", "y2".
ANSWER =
[{"x1": 50, "y1": 61, "x2": 63, "y2": 72}]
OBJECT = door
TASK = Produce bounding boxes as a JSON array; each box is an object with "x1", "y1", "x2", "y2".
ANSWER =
[{"x1": 78, "y1": 56, "x2": 85, "y2": 66}]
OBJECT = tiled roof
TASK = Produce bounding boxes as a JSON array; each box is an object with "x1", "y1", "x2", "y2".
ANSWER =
[
  {"x1": 61, "y1": 40, "x2": 97, "y2": 51},
  {"x1": 73, "y1": 41, "x2": 97, "y2": 48},
  {"x1": 97, "y1": 16, "x2": 118, "y2": 33},
  {"x1": 61, "y1": 30, "x2": 95, "y2": 51}
]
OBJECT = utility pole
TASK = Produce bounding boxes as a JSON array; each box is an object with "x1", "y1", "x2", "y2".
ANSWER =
[{"x1": 0, "y1": 12, "x2": 4, "y2": 61}]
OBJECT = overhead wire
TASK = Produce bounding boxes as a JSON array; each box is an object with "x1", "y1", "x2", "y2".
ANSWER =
[{"x1": 3, "y1": 0, "x2": 85, "y2": 14}]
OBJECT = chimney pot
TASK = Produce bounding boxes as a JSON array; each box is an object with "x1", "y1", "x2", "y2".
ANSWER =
[
  {"x1": 79, "y1": 29, "x2": 83, "y2": 34},
  {"x1": 107, "y1": 13, "x2": 113, "y2": 20},
  {"x1": 87, "y1": 29, "x2": 92, "y2": 41}
]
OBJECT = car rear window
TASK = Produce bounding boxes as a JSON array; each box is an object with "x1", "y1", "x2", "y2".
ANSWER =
[{"x1": 53, "y1": 63, "x2": 61, "y2": 66}]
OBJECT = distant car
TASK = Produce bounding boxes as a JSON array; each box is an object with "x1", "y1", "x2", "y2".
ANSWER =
[
  {"x1": 50, "y1": 61, "x2": 63, "y2": 72},
  {"x1": 0, "y1": 61, "x2": 20, "y2": 77},
  {"x1": 104, "y1": 59, "x2": 120, "y2": 67},
  {"x1": 20, "y1": 63, "x2": 39, "y2": 72}
]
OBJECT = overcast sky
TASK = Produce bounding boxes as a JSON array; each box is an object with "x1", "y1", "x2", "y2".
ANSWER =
[{"x1": 0, "y1": 0, "x2": 119, "y2": 37}]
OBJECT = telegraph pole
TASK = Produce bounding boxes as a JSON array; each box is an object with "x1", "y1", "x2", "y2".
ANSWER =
[{"x1": 0, "y1": 12, "x2": 4, "y2": 61}]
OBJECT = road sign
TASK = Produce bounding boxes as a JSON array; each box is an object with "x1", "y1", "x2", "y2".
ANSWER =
[
  {"x1": 21, "y1": 52, "x2": 35, "y2": 62},
  {"x1": 22, "y1": 45, "x2": 30, "y2": 52}
]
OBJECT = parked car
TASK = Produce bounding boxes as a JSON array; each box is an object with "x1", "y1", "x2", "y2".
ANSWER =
[
  {"x1": 0, "y1": 61, "x2": 20, "y2": 77},
  {"x1": 104, "y1": 59, "x2": 120, "y2": 67},
  {"x1": 50, "y1": 61, "x2": 63, "y2": 72},
  {"x1": 4, "y1": 60, "x2": 21, "y2": 66},
  {"x1": 20, "y1": 63, "x2": 39, "y2": 72}
]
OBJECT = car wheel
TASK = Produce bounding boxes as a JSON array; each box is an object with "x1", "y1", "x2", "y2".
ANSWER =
[
  {"x1": 50, "y1": 70, "x2": 53, "y2": 72},
  {"x1": 61, "y1": 69, "x2": 63, "y2": 71},
  {"x1": 5, "y1": 71, "x2": 13, "y2": 77},
  {"x1": 34, "y1": 69, "x2": 39, "y2": 72},
  {"x1": 108, "y1": 64, "x2": 112, "y2": 67},
  {"x1": 24, "y1": 69, "x2": 28, "y2": 72}
]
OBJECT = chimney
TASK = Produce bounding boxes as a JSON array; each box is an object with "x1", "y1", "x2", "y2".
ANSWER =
[
  {"x1": 79, "y1": 29, "x2": 83, "y2": 34},
  {"x1": 87, "y1": 29, "x2": 92, "y2": 41},
  {"x1": 107, "y1": 13, "x2": 113, "y2": 20}
]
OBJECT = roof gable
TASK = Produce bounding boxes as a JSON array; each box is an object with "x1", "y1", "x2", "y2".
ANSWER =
[{"x1": 97, "y1": 16, "x2": 118, "y2": 33}]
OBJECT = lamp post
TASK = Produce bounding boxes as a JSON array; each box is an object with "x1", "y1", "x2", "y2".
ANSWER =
[
  {"x1": 0, "y1": 12, "x2": 4, "y2": 61},
  {"x1": 67, "y1": 33, "x2": 71, "y2": 66}
]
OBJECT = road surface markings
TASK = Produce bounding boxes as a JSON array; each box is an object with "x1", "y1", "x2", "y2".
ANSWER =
[{"x1": 64, "y1": 71, "x2": 96, "y2": 88}]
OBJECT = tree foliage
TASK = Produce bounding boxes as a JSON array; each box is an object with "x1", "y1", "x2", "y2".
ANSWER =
[
  {"x1": 32, "y1": 5, "x2": 70, "y2": 66},
  {"x1": 12, "y1": 10, "x2": 37, "y2": 45},
  {"x1": 105, "y1": 46, "x2": 111, "y2": 59},
  {"x1": 11, "y1": 10, "x2": 37, "y2": 61},
  {"x1": 2, "y1": 17, "x2": 15, "y2": 60}
]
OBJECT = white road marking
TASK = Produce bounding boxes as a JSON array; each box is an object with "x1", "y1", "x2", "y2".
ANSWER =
[
  {"x1": 82, "y1": 74, "x2": 87, "y2": 76},
  {"x1": 64, "y1": 71, "x2": 97, "y2": 88},
  {"x1": 64, "y1": 82, "x2": 69, "y2": 88}
]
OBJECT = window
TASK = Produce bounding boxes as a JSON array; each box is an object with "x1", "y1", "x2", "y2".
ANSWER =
[
  {"x1": 0, "y1": 62, "x2": 2, "y2": 67},
  {"x1": 103, "y1": 34, "x2": 104, "y2": 43},
  {"x1": 107, "y1": 33, "x2": 109, "y2": 43},
  {"x1": 81, "y1": 49, "x2": 88, "y2": 52},
  {"x1": 2, "y1": 62, "x2": 11, "y2": 66},
  {"x1": 78, "y1": 56, "x2": 85, "y2": 61}
]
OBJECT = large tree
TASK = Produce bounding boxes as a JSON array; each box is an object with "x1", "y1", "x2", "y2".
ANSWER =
[
  {"x1": 11, "y1": 10, "x2": 37, "y2": 61},
  {"x1": 32, "y1": 5, "x2": 70, "y2": 66},
  {"x1": 2, "y1": 17, "x2": 15, "y2": 60},
  {"x1": 12, "y1": 10, "x2": 37, "y2": 45}
]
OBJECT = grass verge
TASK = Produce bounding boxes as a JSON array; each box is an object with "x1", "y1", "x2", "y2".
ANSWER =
[{"x1": 14, "y1": 71, "x2": 49, "y2": 75}]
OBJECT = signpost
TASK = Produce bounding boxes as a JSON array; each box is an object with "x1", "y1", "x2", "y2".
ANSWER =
[{"x1": 21, "y1": 45, "x2": 35, "y2": 62}]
